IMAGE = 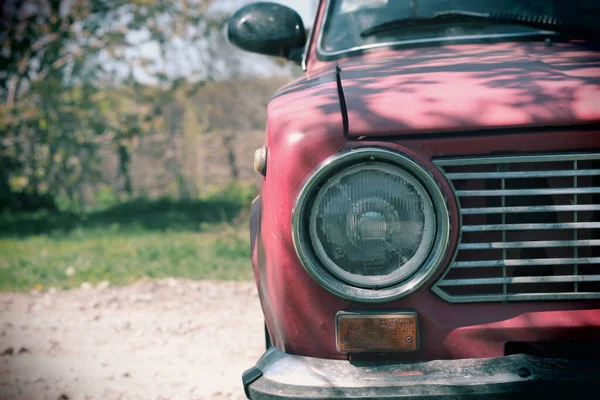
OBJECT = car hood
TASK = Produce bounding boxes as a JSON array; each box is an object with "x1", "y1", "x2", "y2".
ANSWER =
[{"x1": 337, "y1": 41, "x2": 600, "y2": 137}]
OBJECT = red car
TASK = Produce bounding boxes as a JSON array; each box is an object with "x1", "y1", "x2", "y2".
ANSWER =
[{"x1": 228, "y1": 1, "x2": 600, "y2": 398}]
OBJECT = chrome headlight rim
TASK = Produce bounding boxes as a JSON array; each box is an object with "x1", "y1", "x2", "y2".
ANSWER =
[{"x1": 292, "y1": 147, "x2": 450, "y2": 303}]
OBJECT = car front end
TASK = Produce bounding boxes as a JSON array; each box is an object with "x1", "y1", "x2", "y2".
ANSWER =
[{"x1": 229, "y1": 1, "x2": 600, "y2": 398}]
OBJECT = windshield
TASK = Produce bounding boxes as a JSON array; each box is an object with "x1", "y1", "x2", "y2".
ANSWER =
[{"x1": 319, "y1": 0, "x2": 599, "y2": 56}]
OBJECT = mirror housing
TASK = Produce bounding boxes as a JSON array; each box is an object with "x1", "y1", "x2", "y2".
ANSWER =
[{"x1": 228, "y1": 2, "x2": 307, "y2": 63}]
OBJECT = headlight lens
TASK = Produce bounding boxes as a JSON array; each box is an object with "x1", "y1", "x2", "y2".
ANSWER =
[
  {"x1": 309, "y1": 163, "x2": 435, "y2": 288},
  {"x1": 293, "y1": 148, "x2": 451, "y2": 303}
]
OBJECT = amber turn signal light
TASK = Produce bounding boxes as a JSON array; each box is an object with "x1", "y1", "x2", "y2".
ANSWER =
[{"x1": 336, "y1": 312, "x2": 419, "y2": 353}]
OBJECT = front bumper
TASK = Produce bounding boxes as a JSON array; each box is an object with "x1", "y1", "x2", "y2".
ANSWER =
[{"x1": 243, "y1": 348, "x2": 600, "y2": 399}]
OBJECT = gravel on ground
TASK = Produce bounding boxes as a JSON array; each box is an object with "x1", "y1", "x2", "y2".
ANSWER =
[{"x1": 0, "y1": 279, "x2": 264, "y2": 400}]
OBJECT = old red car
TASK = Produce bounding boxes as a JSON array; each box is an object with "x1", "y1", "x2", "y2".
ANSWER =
[{"x1": 228, "y1": 1, "x2": 600, "y2": 398}]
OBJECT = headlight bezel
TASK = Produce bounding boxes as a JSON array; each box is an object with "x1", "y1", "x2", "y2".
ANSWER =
[{"x1": 292, "y1": 147, "x2": 450, "y2": 303}]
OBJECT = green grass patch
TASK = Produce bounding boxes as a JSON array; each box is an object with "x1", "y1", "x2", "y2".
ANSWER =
[
  {"x1": 0, "y1": 224, "x2": 253, "y2": 292},
  {"x1": 0, "y1": 185, "x2": 258, "y2": 292}
]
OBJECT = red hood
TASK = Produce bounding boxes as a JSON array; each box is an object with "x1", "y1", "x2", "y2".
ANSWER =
[{"x1": 338, "y1": 41, "x2": 600, "y2": 137}]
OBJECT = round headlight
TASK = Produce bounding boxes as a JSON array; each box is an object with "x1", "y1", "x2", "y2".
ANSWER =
[
  {"x1": 310, "y1": 163, "x2": 435, "y2": 288},
  {"x1": 293, "y1": 148, "x2": 450, "y2": 302}
]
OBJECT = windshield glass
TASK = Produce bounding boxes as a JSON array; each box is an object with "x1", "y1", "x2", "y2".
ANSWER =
[{"x1": 319, "y1": 0, "x2": 598, "y2": 56}]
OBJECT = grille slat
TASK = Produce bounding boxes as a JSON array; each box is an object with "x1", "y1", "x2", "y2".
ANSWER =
[
  {"x1": 433, "y1": 153, "x2": 600, "y2": 303},
  {"x1": 459, "y1": 239, "x2": 600, "y2": 250},
  {"x1": 435, "y1": 153, "x2": 600, "y2": 166},
  {"x1": 462, "y1": 205, "x2": 600, "y2": 214},
  {"x1": 454, "y1": 257, "x2": 600, "y2": 268},
  {"x1": 463, "y1": 222, "x2": 600, "y2": 231},
  {"x1": 574, "y1": 160, "x2": 579, "y2": 293},
  {"x1": 446, "y1": 292, "x2": 600, "y2": 303},
  {"x1": 438, "y1": 274, "x2": 600, "y2": 287},
  {"x1": 447, "y1": 169, "x2": 600, "y2": 180},
  {"x1": 456, "y1": 187, "x2": 600, "y2": 197}
]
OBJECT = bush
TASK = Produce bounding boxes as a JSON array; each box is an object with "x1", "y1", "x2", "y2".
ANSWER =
[
  {"x1": 0, "y1": 191, "x2": 57, "y2": 213},
  {"x1": 0, "y1": 184, "x2": 258, "y2": 237}
]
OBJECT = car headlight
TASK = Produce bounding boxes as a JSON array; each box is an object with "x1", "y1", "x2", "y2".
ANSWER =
[{"x1": 293, "y1": 148, "x2": 450, "y2": 303}]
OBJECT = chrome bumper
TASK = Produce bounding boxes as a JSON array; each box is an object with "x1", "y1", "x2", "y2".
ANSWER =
[{"x1": 242, "y1": 347, "x2": 600, "y2": 399}]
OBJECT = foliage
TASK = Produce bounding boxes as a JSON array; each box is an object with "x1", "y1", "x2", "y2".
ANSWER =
[
  {"x1": 0, "y1": 183, "x2": 258, "y2": 236},
  {"x1": 1, "y1": 0, "x2": 226, "y2": 102},
  {"x1": 0, "y1": 0, "x2": 237, "y2": 209},
  {"x1": 0, "y1": 1, "x2": 294, "y2": 292},
  {"x1": 0, "y1": 223, "x2": 253, "y2": 292},
  {"x1": 182, "y1": 78, "x2": 289, "y2": 132}
]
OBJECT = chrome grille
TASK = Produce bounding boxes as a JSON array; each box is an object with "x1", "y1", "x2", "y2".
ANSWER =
[{"x1": 433, "y1": 153, "x2": 600, "y2": 303}]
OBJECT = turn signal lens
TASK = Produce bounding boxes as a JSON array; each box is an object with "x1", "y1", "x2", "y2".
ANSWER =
[{"x1": 336, "y1": 312, "x2": 419, "y2": 352}]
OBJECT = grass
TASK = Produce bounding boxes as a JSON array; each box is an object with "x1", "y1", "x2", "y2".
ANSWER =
[
  {"x1": 0, "y1": 224, "x2": 253, "y2": 292},
  {"x1": 0, "y1": 186, "x2": 258, "y2": 292}
]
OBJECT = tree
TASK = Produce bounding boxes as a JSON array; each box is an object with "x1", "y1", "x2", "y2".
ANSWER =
[{"x1": 0, "y1": 0, "x2": 226, "y2": 209}]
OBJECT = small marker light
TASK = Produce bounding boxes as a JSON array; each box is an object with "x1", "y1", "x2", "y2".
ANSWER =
[{"x1": 254, "y1": 146, "x2": 268, "y2": 176}]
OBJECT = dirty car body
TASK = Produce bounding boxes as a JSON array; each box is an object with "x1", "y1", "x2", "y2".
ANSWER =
[{"x1": 228, "y1": 0, "x2": 600, "y2": 398}]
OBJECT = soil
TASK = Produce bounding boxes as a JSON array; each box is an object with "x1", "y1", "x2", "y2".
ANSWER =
[{"x1": 0, "y1": 279, "x2": 264, "y2": 400}]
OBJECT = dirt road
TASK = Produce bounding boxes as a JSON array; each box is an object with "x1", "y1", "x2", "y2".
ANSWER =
[{"x1": 0, "y1": 279, "x2": 264, "y2": 400}]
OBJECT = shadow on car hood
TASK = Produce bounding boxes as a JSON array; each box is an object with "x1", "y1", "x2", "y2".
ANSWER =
[{"x1": 337, "y1": 41, "x2": 600, "y2": 137}]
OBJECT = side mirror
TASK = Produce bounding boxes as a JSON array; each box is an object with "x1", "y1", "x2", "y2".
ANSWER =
[{"x1": 228, "y1": 2, "x2": 307, "y2": 64}]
